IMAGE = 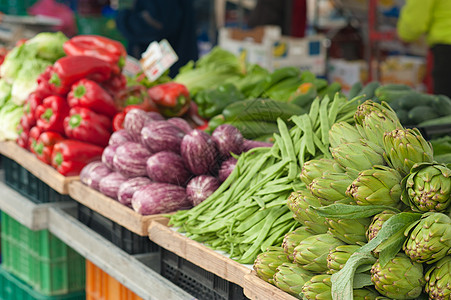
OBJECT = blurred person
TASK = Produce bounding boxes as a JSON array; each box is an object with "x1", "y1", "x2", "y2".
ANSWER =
[
  {"x1": 116, "y1": 0, "x2": 198, "y2": 77},
  {"x1": 397, "y1": 0, "x2": 451, "y2": 97}
]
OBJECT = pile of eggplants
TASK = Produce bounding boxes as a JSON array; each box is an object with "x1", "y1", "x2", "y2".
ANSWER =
[{"x1": 80, "y1": 108, "x2": 272, "y2": 215}]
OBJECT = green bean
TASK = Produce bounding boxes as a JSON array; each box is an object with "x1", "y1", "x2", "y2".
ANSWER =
[
  {"x1": 327, "y1": 93, "x2": 342, "y2": 124},
  {"x1": 277, "y1": 118, "x2": 298, "y2": 180},
  {"x1": 301, "y1": 115, "x2": 316, "y2": 156},
  {"x1": 309, "y1": 96, "x2": 320, "y2": 121},
  {"x1": 235, "y1": 209, "x2": 270, "y2": 233},
  {"x1": 319, "y1": 95, "x2": 330, "y2": 146}
]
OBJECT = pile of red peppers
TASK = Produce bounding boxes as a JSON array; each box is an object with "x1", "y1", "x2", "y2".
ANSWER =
[{"x1": 16, "y1": 35, "x2": 127, "y2": 176}]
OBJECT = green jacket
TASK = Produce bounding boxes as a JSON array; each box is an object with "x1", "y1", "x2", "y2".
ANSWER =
[{"x1": 397, "y1": 0, "x2": 451, "y2": 46}]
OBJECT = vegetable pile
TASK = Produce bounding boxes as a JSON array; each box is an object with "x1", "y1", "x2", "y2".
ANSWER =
[
  {"x1": 0, "y1": 32, "x2": 67, "y2": 141},
  {"x1": 169, "y1": 93, "x2": 359, "y2": 264},
  {"x1": 251, "y1": 100, "x2": 451, "y2": 300},
  {"x1": 80, "y1": 108, "x2": 267, "y2": 215}
]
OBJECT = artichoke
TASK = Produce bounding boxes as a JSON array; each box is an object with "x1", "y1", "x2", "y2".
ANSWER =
[
  {"x1": 371, "y1": 253, "x2": 425, "y2": 299},
  {"x1": 273, "y1": 262, "x2": 314, "y2": 298},
  {"x1": 383, "y1": 128, "x2": 434, "y2": 176},
  {"x1": 300, "y1": 158, "x2": 345, "y2": 186},
  {"x1": 355, "y1": 101, "x2": 403, "y2": 148},
  {"x1": 302, "y1": 274, "x2": 378, "y2": 300},
  {"x1": 329, "y1": 121, "x2": 364, "y2": 149},
  {"x1": 308, "y1": 172, "x2": 355, "y2": 206},
  {"x1": 281, "y1": 226, "x2": 314, "y2": 261},
  {"x1": 403, "y1": 212, "x2": 451, "y2": 264},
  {"x1": 425, "y1": 256, "x2": 451, "y2": 299},
  {"x1": 253, "y1": 246, "x2": 291, "y2": 283},
  {"x1": 287, "y1": 189, "x2": 329, "y2": 234},
  {"x1": 326, "y1": 217, "x2": 371, "y2": 245},
  {"x1": 366, "y1": 210, "x2": 397, "y2": 241},
  {"x1": 293, "y1": 233, "x2": 345, "y2": 273},
  {"x1": 326, "y1": 244, "x2": 361, "y2": 274},
  {"x1": 331, "y1": 140, "x2": 386, "y2": 178},
  {"x1": 346, "y1": 165, "x2": 402, "y2": 207},
  {"x1": 401, "y1": 162, "x2": 451, "y2": 213},
  {"x1": 301, "y1": 274, "x2": 332, "y2": 300}
]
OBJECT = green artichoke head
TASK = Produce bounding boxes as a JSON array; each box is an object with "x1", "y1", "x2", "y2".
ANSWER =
[
  {"x1": 383, "y1": 128, "x2": 434, "y2": 177},
  {"x1": 329, "y1": 121, "x2": 364, "y2": 149},
  {"x1": 403, "y1": 212, "x2": 451, "y2": 264},
  {"x1": 401, "y1": 162, "x2": 451, "y2": 213},
  {"x1": 282, "y1": 226, "x2": 315, "y2": 261},
  {"x1": 366, "y1": 210, "x2": 397, "y2": 241},
  {"x1": 346, "y1": 165, "x2": 403, "y2": 207},
  {"x1": 353, "y1": 288, "x2": 381, "y2": 300},
  {"x1": 331, "y1": 140, "x2": 386, "y2": 178},
  {"x1": 300, "y1": 158, "x2": 345, "y2": 186},
  {"x1": 425, "y1": 256, "x2": 451, "y2": 300},
  {"x1": 273, "y1": 262, "x2": 314, "y2": 298},
  {"x1": 308, "y1": 172, "x2": 355, "y2": 206},
  {"x1": 326, "y1": 217, "x2": 372, "y2": 245},
  {"x1": 354, "y1": 100, "x2": 400, "y2": 126},
  {"x1": 293, "y1": 233, "x2": 345, "y2": 273},
  {"x1": 253, "y1": 246, "x2": 291, "y2": 283},
  {"x1": 326, "y1": 244, "x2": 361, "y2": 274},
  {"x1": 287, "y1": 189, "x2": 329, "y2": 234},
  {"x1": 301, "y1": 274, "x2": 332, "y2": 300},
  {"x1": 370, "y1": 253, "x2": 425, "y2": 299}
]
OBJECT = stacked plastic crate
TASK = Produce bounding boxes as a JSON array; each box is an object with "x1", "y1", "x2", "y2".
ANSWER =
[{"x1": 0, "y1": 157, "x2": 86, "y2": 299}]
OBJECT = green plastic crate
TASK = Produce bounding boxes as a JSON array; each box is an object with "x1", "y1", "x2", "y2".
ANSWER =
[
  {"x1": 1, "y1": 212, "x2": 85, "y2": 296},
  {"x1": 0, "y1": 266, "x2": 85, "y2": 300}
]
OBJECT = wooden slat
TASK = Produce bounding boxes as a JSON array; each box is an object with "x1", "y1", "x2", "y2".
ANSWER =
[
  {"x1": 69, "y1": 181, "x2": 168, "y2": 236},
  {"x1": 148, "y1": 219, "x2": 252, "y2": 286},
  {"x1": 0, "y1": 141, "x2": 77, "y2": 194},
  {"x1": 243, "y1": 271, "x2": 299, "y2": 300}
]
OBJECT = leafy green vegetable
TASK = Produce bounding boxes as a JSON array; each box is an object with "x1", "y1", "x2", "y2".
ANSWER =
[
  {"x1": 0, "y1": 79, "x2": 12, "y2": 107},
  {"x1": 195, "y1": 83, "x2": 245, "y2": 118},
  {"x1": 0, "y1": 102, "x2": 23, "y2": 141},
  {"x1": 11, "y1": 59, "x2": 51, "y2": 106},
  {"x1": 25, "y1": 31, "x2": 68, "y2": 61},
  {"x1": 174, "y1": 47, "x2": 244, "y2": 96},
  {"x1": 0, "y1": 44, "x2": 37, "y2": 83}
]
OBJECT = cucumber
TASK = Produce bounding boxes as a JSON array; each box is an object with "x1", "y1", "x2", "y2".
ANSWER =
[
  {"x1": 222, "y1": 98, "x2": 305, "y2": 123},
  {"x1": 418, "y1": 114, "x2": 451, "y2": 126},
  {"x1": 375, "y1": 84, "x2": 412, "y2": 102},
  {"x1": 357, "y1": 81, "x2": 380, "y2": 100},
  {"x1": 226, "y1": 120, "x2": 280, "y2": 139},
  {"x1": 397, "y1": 92, "x2": 435, "y2": 110},
  {"x1": 431, "y1": 94, "x2": 451, "y2": 116},
  {"x1": 348, "y1": 82, "x2": 363, "y2": 99},
  {"x1": 264, "y1": 77, "x2": 303, "y2": 101},
  {"x1": 396, "y1": 109, "x2": 410, "y2": 125},
  {"x1": 289, "y1": 88, "x2": 317, "y2": 109},
  {"x1": 408, "y1": 106, "x2": 440, "y2": 125}
]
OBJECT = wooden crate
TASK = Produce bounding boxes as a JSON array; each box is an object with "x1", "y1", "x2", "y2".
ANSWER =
[
  {"x1": 0, "y1": 141, "x2": 77, "y2": 194},
  {"x1": 69, "y1": 181, "x2": 168, "y2": 236},
  {"x1": 243, "y1": 271, "x2": 299, "y2": 300},
  {"x1": 148, "y1": 219, "x2": 252, "y2": 286}
]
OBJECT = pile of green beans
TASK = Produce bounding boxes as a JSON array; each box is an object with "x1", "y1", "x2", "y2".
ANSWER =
[{"x1": 169, "y1": 94, "x2": 359, "y2": 264}]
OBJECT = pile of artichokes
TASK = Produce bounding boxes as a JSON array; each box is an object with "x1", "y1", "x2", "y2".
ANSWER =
[{"x1": 253, "y1": 100, "x2": 451, "y2": 299}]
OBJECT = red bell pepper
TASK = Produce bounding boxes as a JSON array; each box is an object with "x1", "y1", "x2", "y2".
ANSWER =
[
  {"x1": 101, "y1": 73, "x2": 127, "y2": 97},
  {"x1": 63, "y1": 107, "x2": 112, "y2": 147},
  {"x1": 63, "y1": 35, "x2": 126, "y2": 73},
  {"x1": 34, "y1": 66, "x2": 55, "y2": 100},
  {"x1": 32, "y1": 132, "x2": 65, "y2": 164},
  {"x1": 67, "y1": 79, "x2": 117, "y2": 118},
  {"x1": 35, "y1": 95, "x2": 70, "y2": 134},
  {"x1": 111, "y1": 104, "x2": 143, "y2": 132},
  {"x1": 147, "y1": 82, "x2": 191, "y2": 117},
  {"x1": 115, "y1": 85, "x2": 158, "y2": 112},
  {"x1": 27, "y1": 126, "x2": 42, "y2": 151},
  {"x1": 48, "y1": 55, "x2": 113, "y2": 95},
  {"x1": 16, "y1": 125, "x2": 29, "y2": 149},
  {"x1": 21, "y1": 93, "x2": 42, "y2": 131},
  {"x1": 51, "y1": 140, "x2": 104, "y2": 176}
]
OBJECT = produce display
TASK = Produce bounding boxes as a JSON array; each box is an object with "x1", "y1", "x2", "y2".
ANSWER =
[
  {"x1": 169, "y1": 94, "x2": 359, "y2": 264},
  {"x1": 250, "y1": 100, "x2": 451, "y2": 299}
]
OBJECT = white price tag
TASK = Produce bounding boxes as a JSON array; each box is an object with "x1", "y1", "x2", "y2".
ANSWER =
[{"x1": 140, "y1": 39, "x2": 178, "y2": 81}]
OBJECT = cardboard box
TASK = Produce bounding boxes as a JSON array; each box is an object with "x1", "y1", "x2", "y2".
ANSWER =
[
  {"x1": 219, "y1": 26, "x2": 327, "y2": 76},
  {"x1": 380, "y1": 55, "x2": 426, "y2": 91},
  {"x1": 328, "y1": 58, "x2": 368, "y2": 94}
]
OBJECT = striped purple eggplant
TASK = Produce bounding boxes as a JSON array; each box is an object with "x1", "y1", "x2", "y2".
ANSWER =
[
  {"x1": 146, "y1": 151, "x2": 192, "y2": 186},
  {"x1": 141, "y1": 120, "x2": 185, "y2": 153},
  {"x1": 113, "y1": 142, "x2": 152, "y2": 177}
]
